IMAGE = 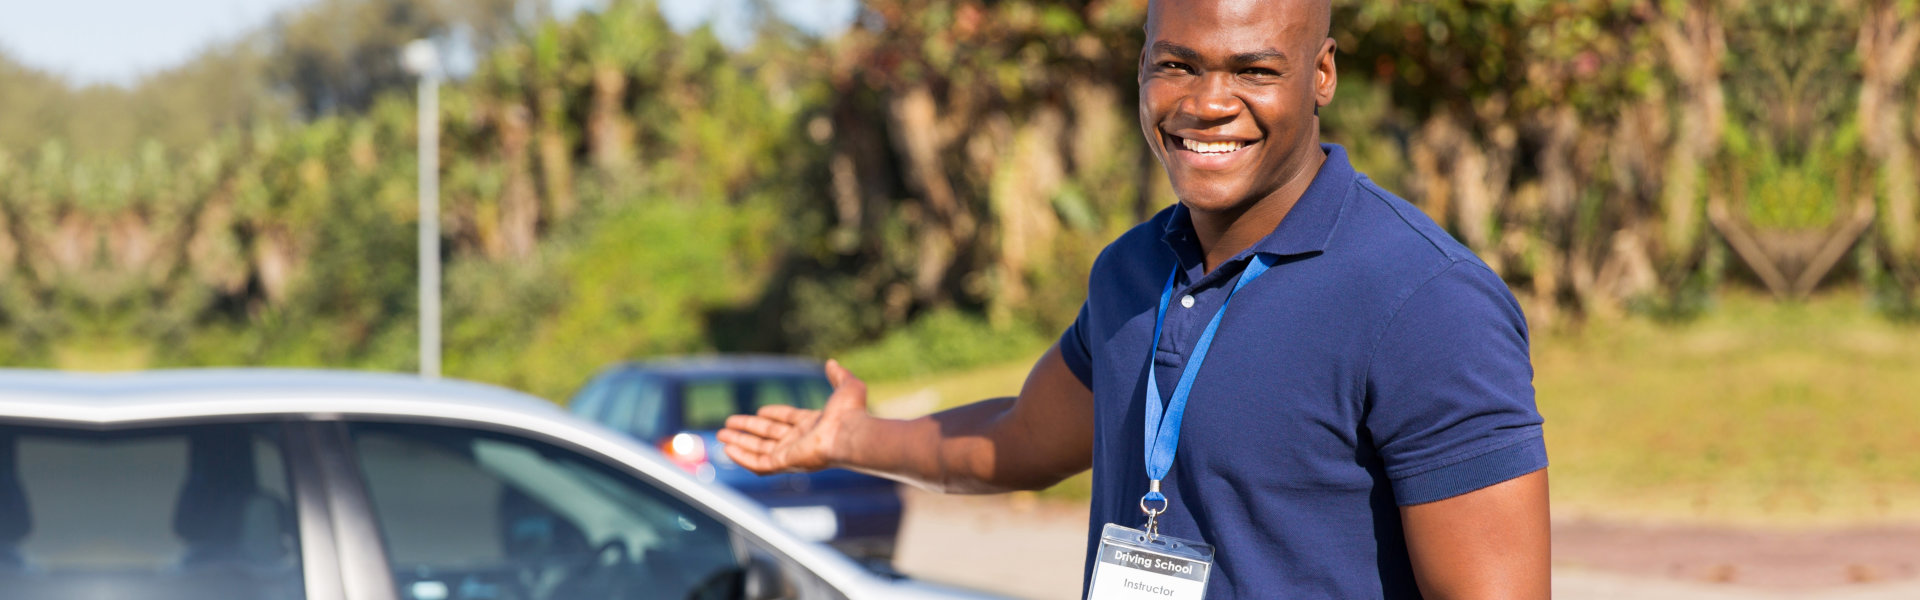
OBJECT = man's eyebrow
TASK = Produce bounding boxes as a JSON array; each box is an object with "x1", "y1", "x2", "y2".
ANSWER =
[
  {"x1": 1149, "y1": 42, "x2": 1289, "y2": 66},
  {"x1": 1151, "y1": 42, "x2": 1201, "y2": 62},
  {"x1": 1231, "y1": 49, "x2": 1289, "y2": 65}
]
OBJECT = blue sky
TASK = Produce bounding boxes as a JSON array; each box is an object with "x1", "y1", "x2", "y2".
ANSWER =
[{"x1": 0, "y1": 0, "x2": 859, "y2": 87}]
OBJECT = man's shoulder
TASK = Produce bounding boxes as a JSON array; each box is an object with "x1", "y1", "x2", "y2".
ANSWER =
[
  {"x1": 1089, "y1": 204, "x2": 1179, "y2": 270},
  {"x1": 1333, "y1": 174, "x2": 1494, "y2": 278},
  {"x1": 1299, "y1": 172, "x2": 1521, "y2": 336}
]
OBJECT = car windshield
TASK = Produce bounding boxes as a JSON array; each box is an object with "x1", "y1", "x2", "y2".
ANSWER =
[{"x1": 0, "y1": 422, "x2": 303, "y2": 600}]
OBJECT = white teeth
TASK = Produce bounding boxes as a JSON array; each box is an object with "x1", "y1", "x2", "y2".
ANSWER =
[{"x1": 1179, "y1": 138, "x2": 1244, "y2": 154}]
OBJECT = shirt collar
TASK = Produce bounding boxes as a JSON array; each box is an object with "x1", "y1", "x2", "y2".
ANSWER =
[{"x1": 1160, "y1": 143, "x2": 1357, "y2": 262}]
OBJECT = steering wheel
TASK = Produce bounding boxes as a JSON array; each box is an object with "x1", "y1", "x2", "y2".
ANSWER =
[
  {"x1": 592, "y1": 538, "x2": 631, "y2": 568},
  {"x1": 556, "y1": 539, "x2": 631, "y2": 600}
]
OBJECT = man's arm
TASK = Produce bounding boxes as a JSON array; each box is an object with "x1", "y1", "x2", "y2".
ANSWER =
[
  {"x1": 1364, "y1": 261, "x2": 1550, "y2": 597},
  {"x1": 717, "y1": 344, "x2": 1094, "y2": 494},
  {"x1": 1401, "y1": 469, "x2": 1550, "y2": 600}
]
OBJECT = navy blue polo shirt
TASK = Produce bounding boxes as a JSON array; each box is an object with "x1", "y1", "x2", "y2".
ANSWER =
[{"x1": 1059, "y1": 144, "x2": 1546, "y2": 599}]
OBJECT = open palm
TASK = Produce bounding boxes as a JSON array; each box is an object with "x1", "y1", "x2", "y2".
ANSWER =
[{"x1": 718, "y1": 359, "x2": 871, "y2": 474}]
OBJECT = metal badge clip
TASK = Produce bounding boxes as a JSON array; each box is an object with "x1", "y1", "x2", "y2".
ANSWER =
[{"x1": 1140, "y1": 479, "x2": 1167, "y2": 541}]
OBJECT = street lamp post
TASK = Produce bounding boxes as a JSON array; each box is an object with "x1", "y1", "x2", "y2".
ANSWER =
[{"x1": 403, "y1": 40, "x2": 443, "y2": 379}]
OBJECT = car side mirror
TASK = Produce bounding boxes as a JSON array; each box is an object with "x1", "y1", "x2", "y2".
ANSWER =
[{"x1": 742, "y1": 551, "x2": 790, "y2": 600}]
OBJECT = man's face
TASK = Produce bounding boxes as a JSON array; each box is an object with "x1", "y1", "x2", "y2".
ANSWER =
[{"x1": 1139, "y1": 0, "x2": 1334, "y2": 213}]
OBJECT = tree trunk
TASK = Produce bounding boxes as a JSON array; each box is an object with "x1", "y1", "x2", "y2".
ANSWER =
[
  {"x1": 885, "y1": 83, "x2": 975, "y2": 304},
  {"x1": 588, "y1": 64, "x2": 635, "y2": 172},
  {"x1": 1857, "y1": 0, "x2": 1920, "y2": 270},
  {"x1": 990, "y1": 105, "x2": 1067, "y2": 317},
  {"x1": 1528, "y1": 106, "x2": 1581, "y2": 324},
  {"x1": 252, "y1": 226, "x2": 301, "y2": 307},
  {"x1": 1409, "y1": 111, "x2": 1516, "y2": 272},
  {"x1": 536, "y1": 86, "x2": 576, "y2": 221},
  {"x1": 1655, "y1": 0, "x2": 1727, "y2": 266},
  {"x1": 186, "y1": 194, "x2": 248, "y2": 295},
  {"x1": 497, "y1": 103, "x2": 541, "y2": 260}
]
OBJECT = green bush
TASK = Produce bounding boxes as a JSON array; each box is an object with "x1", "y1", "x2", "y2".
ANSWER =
[{"x1": 836, "y1": 309, "x2": 1052, "y2": 383}]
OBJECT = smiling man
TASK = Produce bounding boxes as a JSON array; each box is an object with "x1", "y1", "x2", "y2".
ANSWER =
[{"x1": 719, "y1": 1, "x2": 1550, "y2": 598}]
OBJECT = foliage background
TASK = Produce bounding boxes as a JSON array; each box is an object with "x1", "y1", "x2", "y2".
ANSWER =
[{"x1": 0, "y1": 0, "x2": 1915, "y2": 409}]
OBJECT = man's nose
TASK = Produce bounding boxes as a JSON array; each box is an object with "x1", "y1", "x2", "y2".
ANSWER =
[{"x1": 1179, "y1": 74, "x2": 1242, "y2": 122}]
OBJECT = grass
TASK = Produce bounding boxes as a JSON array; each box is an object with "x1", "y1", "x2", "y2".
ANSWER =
[
  {"x1": 1539, "y1": 289, "x2": 1920, "y2": 527},
  {"x1": 52, "y1": 340, "x2": 151, "y2": 371},
  {"x1": 864, "y1": 289, "x2": 1920, "y2": 527}
]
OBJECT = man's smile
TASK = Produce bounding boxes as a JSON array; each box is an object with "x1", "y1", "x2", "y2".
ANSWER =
[{"x1": 1165, "y1": 131, "x2": 1259, "y2": 169}]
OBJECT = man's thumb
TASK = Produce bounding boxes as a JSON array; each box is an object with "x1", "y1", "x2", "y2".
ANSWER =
[{"x1": 823, "y1": 359, "x2": 869, "y2": 410}]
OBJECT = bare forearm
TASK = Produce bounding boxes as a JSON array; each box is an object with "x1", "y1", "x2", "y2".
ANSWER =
[
  {"x1": 834, "y1": 397, "x2": 1070, "y2": 494},
  {"x1": 832, "y1": 347, "x2": 1094, "y2": 493},
  {"x1": 720, "y1": 348, "x2": 1093, "y2": 493}
]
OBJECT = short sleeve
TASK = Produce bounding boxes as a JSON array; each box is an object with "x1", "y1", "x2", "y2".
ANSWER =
[
  {"x1": 1056, "y1": 300, "x2": 1095, "y2": 386},
  {"x1": 1365, "y1": 262, "x2": 1546, "y2": 506}
]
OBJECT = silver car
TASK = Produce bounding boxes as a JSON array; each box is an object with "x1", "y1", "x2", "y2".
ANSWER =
[{"x1": 0, "y1": 370, "x2": 1001, "y2": 600}]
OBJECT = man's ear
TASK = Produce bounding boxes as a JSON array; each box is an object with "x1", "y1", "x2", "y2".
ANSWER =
[
  {"x1": 1138, "y1": 46, "x2": 1151, "y2": 85},
  {"x1": 1315, "y1": 38, "x2": 1339, "y2": 111}
]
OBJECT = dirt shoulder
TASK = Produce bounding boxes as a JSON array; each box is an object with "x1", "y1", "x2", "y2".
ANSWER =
[
  {"x1": 893, "y1": 490, "x2": 1920, "y2": 599},
  {"x1": 1552, "y1": 519, "x2": 1920, "y2": 589}
]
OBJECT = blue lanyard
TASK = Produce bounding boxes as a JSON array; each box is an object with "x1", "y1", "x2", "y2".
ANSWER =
[{"x1": 1141, "y1": 254, "x2": 1275, "y2": 510}]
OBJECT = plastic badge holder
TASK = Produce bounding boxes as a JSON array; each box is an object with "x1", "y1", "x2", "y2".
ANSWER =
[{"x1": 1085, "y1": 523, "x2": 1214, "y2": 599}]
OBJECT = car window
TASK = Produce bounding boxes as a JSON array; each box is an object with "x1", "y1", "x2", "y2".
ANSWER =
[
  {"x1": 681, "y1": 380, "x2": 739, "y2": 432},
  {"x1": 566, "y1": 375, "x2": 617, "y2": 420},
  {"x1": 348, "y1": 423, "x2": 742, "y2": 600},
  {"x1": 682, "y1": 376, "x2": 832, "y2": 432},
  {"x1": 747, "y1": 379, "x2": 796, "y2": 411},
  {"x1": 798, "y1": 378, "x2": 832, "y2": 410},
  {"x1": 0, "y1": 422, "x2": 303, "y2": 600},
  {"x1": 609, "y1": 377, "x2": 668, "y2": 441},
  {"x1": 748, "y1": 378, "x2": 830, "y2": 412}
]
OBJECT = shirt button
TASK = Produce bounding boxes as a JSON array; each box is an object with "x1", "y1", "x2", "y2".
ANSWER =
[{"x1": 1180, "y1": 295, "x2": 1195, "y2": 308}]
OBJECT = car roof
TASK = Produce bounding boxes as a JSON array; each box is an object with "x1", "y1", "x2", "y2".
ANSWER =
[
  {"x1": 611, "y1": 355, "x2": 827, "y2": 380},
  {"x1": 0, "y1": 368, "x2": 565, "y2": 425}
]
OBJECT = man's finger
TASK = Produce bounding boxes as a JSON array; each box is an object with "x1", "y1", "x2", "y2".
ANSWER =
[
  {"x1": 756, "y1": 404, "x2": 813, "y2": 424},
  {"x1": 725, "y1": 414, "x2": 794, "y2": 440},
  {"x1": 723, "y1": 443, "x2": 778, "y2": 474},
  {"x1": 721, "y1": 442, "x2": 752, "y2": 466},
  {"x1": 722, "y1": 414, "x2": 756, "y2": 433},
  {"x1": 715, "y1": 428, "x2": 760, "y2": 450},
  {"x1": 753, "y1": 418, "x2": 795, "y2": 441},
  {"x1": 717, "y1": 429, "x2": 781, "y2": 460}
]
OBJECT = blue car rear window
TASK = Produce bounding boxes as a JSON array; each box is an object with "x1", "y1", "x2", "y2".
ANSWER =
[
  {"x1": 681, "y1": 381, "x2": 738, "y2": 432},
  {"x1": 605, "y1": 379, "x2": 667, "y2": 440},
  {"x1": 680, "y1": 377, "x2": 830, "y2": 432}
]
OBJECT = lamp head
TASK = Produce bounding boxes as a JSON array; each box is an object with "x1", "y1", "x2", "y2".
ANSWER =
[{"x1": 401, "y1": 39, "x2": 441, "y2": 78}]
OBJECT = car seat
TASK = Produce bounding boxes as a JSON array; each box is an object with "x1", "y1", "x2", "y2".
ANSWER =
[
  {"x1": 171, "y1": 431, "x2": 293, "y2": 569},
  {"x1": 0, "y1": 434, "x2": 27, "y2": 568},
  {"x1": 499, "y1": 487, "x2": 592, "y2": 600}
]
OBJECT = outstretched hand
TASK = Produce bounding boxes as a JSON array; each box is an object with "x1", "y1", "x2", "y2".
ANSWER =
[{"x1": 718, "y1": 359, "x2": 871, "y2": 475}]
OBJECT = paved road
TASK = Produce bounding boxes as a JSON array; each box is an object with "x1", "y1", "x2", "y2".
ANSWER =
[
  {"x1": 895, "y1": 491, "x2": 1088, "y2": 599},
  {"x1": 892, "y1": 490, "x2": 1920, "y2": 600},
  {"x1": 1551, "y1": 569, "x2": 1920, "y2": 600}
]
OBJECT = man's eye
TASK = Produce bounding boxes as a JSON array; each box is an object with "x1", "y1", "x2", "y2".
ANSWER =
[
  {"x1": 1241, "y1": 68, "x2": 1279, "y2": 78},
  {"x1": 1159, "y1": 61, "x2": 1194, "y2": 73}
]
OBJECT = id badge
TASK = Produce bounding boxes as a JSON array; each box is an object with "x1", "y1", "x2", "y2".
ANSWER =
[{"x1": 1085, "y1": 523, "x2": 1214, "y2": 599}]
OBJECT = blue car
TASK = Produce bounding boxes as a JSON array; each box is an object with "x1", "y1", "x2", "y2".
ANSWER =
[{"x1": 568, "y1": 356, "x2": 904, "y2": 566}]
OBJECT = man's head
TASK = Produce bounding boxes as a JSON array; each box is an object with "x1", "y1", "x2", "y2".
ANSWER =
[{"x1": 1139, "y1": 0, "x2": 1337, "y2": 214}]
